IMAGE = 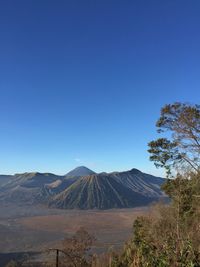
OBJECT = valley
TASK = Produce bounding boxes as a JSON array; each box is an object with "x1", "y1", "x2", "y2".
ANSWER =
[
  {"x1": 0, "y1": 203, "x2": 148, "y2": 265},
  {"x1": 0, "y1": 166, "x2": 165, "y2": 265},
  {"x1": 0, "y1": 203, "x2": 148, "y2": 253}
]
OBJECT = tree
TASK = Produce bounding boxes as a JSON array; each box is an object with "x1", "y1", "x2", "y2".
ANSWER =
[
  {"x1": 112, "y1": 173, "x2": 200, "y2": 266},
  {"x1": 61, "y1": 227, "x2": 95, "y2": 267},
  {"x1": 111, "y1": 102, "x2": 200, "y2": 266},
  {"x1": 148, "y1": 102, "x2": 200, "y2": 176}
]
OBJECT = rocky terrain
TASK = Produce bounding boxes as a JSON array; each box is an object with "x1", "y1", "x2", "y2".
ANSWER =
[{"x1": 0, "y1": 166, "x2": 166, "y2": 209}]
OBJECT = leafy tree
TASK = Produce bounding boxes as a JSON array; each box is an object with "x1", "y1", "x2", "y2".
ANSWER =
[
  {"x1": 148, "y1": 102, "x2": 200, "y2": 176},
  {"x1": 111, "y1": 102, "x2": 200, "y2": 267},
  {"x1": 61, "y1": 227, "x2": 95, "y2": 267}
]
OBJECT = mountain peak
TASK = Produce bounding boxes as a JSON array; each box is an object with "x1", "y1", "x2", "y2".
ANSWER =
[
  {"x1": 129, "y1": 168, "x2": 142, "y2": 174},
  {"x1": 50, "y1": 170, "x2": 166, "y2": 210},
  {"x1": 65, "y1": 166, "x2": 96, "y2": 178}
]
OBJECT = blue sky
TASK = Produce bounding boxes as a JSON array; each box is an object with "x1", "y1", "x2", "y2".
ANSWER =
[{"x1": 0, "y1": 0, "x2": 200, "y2": 176}]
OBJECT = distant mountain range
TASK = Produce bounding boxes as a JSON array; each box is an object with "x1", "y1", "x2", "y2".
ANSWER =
[{"x1": 0, "y1": 166, "x2": 167, "y2": 209}]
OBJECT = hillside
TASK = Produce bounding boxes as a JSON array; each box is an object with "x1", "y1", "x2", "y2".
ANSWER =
[
  {"x1": 49, "y1": 169, "x2": 166, "y2": 209},
  {"x1": 0, "y1": 172, "x2": 61, "y2": 189},
  {"x1": 0, "y1": 172, "x2": 62, "y2": 204},
  {"x1": 110, "y1": 168, "x2": 164, "y2": 197},
  {"x1": 0, "y1": 167, "x2": 95, "y2": 204},
  {"x1": 42, "y1": 166, "x2": 95, "y2": 196},
  {"x1": 0, "y1": 175, "x2": 13, "y2": 186},
  {"x1": 0, "y1": 167, "x2": 166, "y2": 209}
]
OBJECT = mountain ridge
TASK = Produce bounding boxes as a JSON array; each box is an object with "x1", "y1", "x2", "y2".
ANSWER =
[
  {"x1": 0, "y1": 166, "x2": 167, "y2": 209},
  {"x1": 49, "y1": 168, "x2": 166, "y2": 209}
]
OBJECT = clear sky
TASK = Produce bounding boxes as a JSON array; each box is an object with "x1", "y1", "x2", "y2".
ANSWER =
[{"x1": 0, "y1": 0, "x2": 200, "y2": 176}]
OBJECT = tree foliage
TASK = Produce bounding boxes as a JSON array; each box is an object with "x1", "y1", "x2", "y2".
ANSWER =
[
  {"x1": 110, "y1": 102, "x2": 200, "y2": 266},
  {"x1": 111, "y1": 172, "x2": 200, "y2": 267},
  {"x1": 148, "y1": 102, "x2": 200, "y2": 176},
  {"x1": 61, "y1": 227, "x2": 95, "y2": 267}
]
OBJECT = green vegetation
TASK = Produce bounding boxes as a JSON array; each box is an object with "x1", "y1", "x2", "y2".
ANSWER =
[
  {"x1": 110, "y1": 102, "x2": 200, "y2": 266},
  {"x1": 148, "y1": 102, "x2": 200, "y2": 177},
  {"x1": 110, "y1": 175, "x2": 200, "y2": 266}
]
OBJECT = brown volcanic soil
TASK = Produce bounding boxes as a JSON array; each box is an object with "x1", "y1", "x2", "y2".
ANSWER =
[
  {"x1": 0, "y1": 204, "x2": 148, "y2": 254},
  {"x1": 17, "y1": 208, "x2": 147, "y2": 252}
]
